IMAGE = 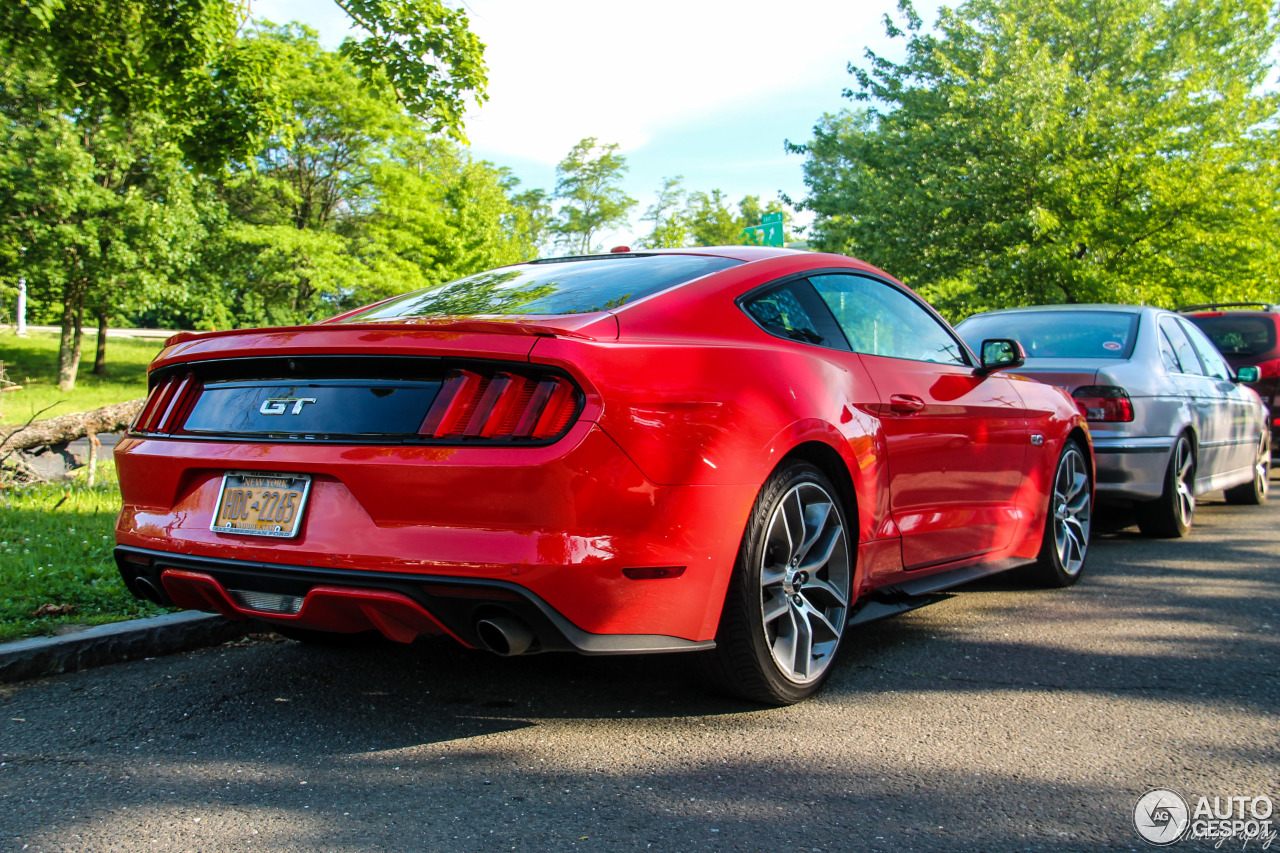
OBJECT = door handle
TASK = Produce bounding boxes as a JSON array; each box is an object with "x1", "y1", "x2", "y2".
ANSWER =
[{"x1": 889, "y1": 394, "x2": 925, "y2": 414}]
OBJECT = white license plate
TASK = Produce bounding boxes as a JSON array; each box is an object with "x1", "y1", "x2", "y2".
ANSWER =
[{"x1": 211, "y1": 472, "x2": 312, "y2": 538}]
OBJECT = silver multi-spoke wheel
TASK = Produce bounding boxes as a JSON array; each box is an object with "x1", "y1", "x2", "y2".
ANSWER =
[
  {"x1": 759, "y1": 482, "x2": 851, "y2": 685},
  {"x1": 1051, "y1": 446, "x2": 1091, "y2": 576},
  {"x1": 1254, "y1": 446, "x2": 1271, "y2": 499},
  {"x1": 1027, "y1": 438, "x2": 1092, "y2": 587},
  {"x1": 706, "y1": 462, "x2": 854, "y2": 704},
  {"x1": 1225, "y1": 432, "x2": 1270, "y2": 506},
  {"x1": 1137, "y1": 433, "x2": 1197, "y2": 538},
  {"x1": 1172, "y1": 436, "x2": 1195, "y2": 529}
]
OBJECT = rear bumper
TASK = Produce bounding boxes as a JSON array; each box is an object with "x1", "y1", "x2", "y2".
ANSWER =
[
  {"x1": 115, "y1": 547, "x2": 713, "y2": 654},
  {"x1": 114, "y1": 422, "x2": 759, "y2": 645},
  {"x1": 1092, "y1": 435, "x2": 1174, "y2": 501}
]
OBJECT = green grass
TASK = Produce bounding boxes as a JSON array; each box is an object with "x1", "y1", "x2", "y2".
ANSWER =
[
  {"x1": 1, "y1": 330, "x2": 162, "y2": 425},
  {"x1": 0, "y1": 461, "x2": 167, "y2": 642}
]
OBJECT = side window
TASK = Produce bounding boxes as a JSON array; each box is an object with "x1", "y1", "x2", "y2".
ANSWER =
[
  {"x1": 742, "y1": 280, "x2": 848, "y2": 350},
  {"x1": 1180, "y1": 319, "x2": 1232, "y2": 381},
  {"x1": 809, "y1": 274, "x2": 968, "y2": 366},
  {"x1": 1160, "y1": 318, "x2": 1204, "y2": 376},
  {"x1": 1158, "y1": 328, "x2": 1184, "y2": 374}
]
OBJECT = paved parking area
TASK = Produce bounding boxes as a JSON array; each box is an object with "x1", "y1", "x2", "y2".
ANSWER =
[{"x1": 2, "y1": 480, "x2": 1277, "y2": 852}]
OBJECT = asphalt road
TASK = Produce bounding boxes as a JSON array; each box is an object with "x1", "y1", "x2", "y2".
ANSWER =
[{"x1": 3, "y1": 482, "x2": 1277, "y2": 852}]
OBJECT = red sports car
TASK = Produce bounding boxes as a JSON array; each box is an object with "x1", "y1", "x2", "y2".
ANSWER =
[{"x1": 114, "y1": 247, "x2": 1092, "y2": 704}]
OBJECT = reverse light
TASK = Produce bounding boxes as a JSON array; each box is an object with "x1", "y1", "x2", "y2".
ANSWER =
[
  {"x1": 419, "y1": 369, "x2": 582, "y2": 441},
  {"x1": 132, "y1": 372, "x2": 201, "y2": 434},
  {"x1": 1072, "y1": 385, "x2": 1135, "y2": 422}
]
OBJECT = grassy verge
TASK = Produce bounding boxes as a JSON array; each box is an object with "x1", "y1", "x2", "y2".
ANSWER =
[
  {"x1": 1, "y1": 330, "x2": 161, "y2": 425},
  {"x1": 0, "y1": 461, "x2": 167, "y2": 642}
]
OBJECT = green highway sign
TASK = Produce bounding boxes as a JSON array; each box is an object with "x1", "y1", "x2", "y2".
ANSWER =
[{"x1": 741, "y1": 211, "x2": 785, "y2": 247}]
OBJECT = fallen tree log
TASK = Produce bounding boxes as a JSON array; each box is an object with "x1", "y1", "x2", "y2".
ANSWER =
[{"x1": 0, "y1": 398, "x2": 145, "y2": 454}]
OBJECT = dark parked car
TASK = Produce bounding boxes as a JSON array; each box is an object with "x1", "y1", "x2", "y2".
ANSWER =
[{"x1": 1182, "y1": 303, "x2": 1280, "y2": 460}]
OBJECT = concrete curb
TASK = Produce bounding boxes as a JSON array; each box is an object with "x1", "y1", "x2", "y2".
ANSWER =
[{"x1": 0, "y1": 612, "x2": 253, "y2": 683}]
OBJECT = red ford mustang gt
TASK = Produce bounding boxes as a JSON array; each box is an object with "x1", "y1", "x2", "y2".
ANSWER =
[{"x1": 114, "y1": 247, "x2": 1092, "y2": 704}]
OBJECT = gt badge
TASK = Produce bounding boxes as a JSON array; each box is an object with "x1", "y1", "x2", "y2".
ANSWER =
[{"x1": 260, "y1": 397, "x2": 318, "y2": 415}]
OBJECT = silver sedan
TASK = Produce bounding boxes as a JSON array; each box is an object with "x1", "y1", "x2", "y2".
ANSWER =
[{"x1": 958, "y1": 305, "x2": 1270, "y2": 537}]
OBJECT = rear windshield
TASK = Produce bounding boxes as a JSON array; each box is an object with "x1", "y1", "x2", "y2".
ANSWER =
[
  {"x1": 957, "y1": 310, "x2": 1139, "y2": 359},
  {"x1": 338, "y1": 254, "x2": 741, "y2": 320},
  {"x1": 1185, "y1": 315, "x2": 1278, "y2": 358}
]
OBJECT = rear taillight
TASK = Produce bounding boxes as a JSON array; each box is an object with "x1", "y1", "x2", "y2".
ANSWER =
[
  {"x1": 1073, "y1": 385, "x2": 1135, "y2": 422},
  {"x1": 419, "y1": 369, "x2": 581, "y2": 441},
  {"x1": 132, "y1": 372, "x2": 202, "y2": 434},
  {"x1": 1253, "y1": 358, "x2": 1280, "y2": 379}
]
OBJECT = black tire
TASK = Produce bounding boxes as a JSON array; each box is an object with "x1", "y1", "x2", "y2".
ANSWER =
[
  {"x1": 703, "y1": 461, "x2": 853, "y2": 706},
  {"x1": 1135, "y1": 433, "x2": 1196, "y2": 538},
  {"x1": 1023, "y1": 439, "x2": 1092, "y2": 587},
  {"x1": 272, "y1": 625, "x2": 385, "y2": 647},
  {"x1": 1224, "y1": 432, "x2": 1270, "y2": 506}
]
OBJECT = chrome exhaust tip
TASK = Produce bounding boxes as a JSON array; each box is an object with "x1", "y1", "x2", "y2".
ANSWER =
[
  {"x1": 133, "y1": 576, "x2": 165, "y2": 605},
  {"x1": 475, "y1": 616, "x2": 536, "y2": 656}
]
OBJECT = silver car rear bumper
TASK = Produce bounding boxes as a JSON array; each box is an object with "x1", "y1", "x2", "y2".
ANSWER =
[{"x1": 1092, "y1": 435, "x2": 1174, "y2": 501}]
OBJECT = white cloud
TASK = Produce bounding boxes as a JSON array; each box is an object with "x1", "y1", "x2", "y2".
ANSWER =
[{"x1": 461, "y1": 0, "x2": 892, "y2": 163}]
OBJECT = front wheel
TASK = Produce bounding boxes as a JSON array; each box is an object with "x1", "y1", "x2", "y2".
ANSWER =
[
  {"x1": 1224, "y1": 432, "x2": 1270, "y2": 506},
  {"x1": 704, "y1": 462, "x2": 853, "y2": 705},
  {"x1": 1024, "y1": 438, "x2": 1092, "y2": 587},
  {"x1": 1136, "y1": 433, "x2": 1196, "y2": 538}
]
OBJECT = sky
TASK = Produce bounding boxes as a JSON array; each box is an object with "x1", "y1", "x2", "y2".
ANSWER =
[{"x1": 250, "y1": 0, "x2": 947, "y2": 245}]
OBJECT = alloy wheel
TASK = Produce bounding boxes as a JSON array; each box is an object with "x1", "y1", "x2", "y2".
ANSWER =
[
  {"x1": 1173, "y1": 436, "x2": 1195, "y2": 529},
  {"x1": 1253, "y1": 437, "x2": 1270, "y2": 499},
  {"x1": 1052, "y1": 445, "x2": 1092, "y2": 575},
  {"x1": 759, "y1": 482, "x2": 851, "y2": 684}
]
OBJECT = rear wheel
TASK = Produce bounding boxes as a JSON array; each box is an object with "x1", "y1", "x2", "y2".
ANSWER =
[
  {"x1": 704, "y1": 462, "x2": 853, "y2": 706},
  {"x1": 1224, "y1": 432, "x2": 1270, "y2": 506},
  {"x1": 1024, "y1": 439, "x2": 1091, "y2": 587},
  {"x1": 1136, "y1": 433, "x2": 1196, "y2": 538}
]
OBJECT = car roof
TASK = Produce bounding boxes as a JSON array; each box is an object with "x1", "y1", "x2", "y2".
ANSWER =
[
  {"x1": 1179, "y1": 302, "x2": 1280, "y2": 314},
  {"x1": 960, "y1": 304, "x2": 1159, "y2": 321},
  {"x1": 528, "y1": 246, "x2": 809, "y2": 264}
]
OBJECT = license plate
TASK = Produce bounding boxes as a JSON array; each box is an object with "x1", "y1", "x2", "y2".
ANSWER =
[{"x1": 211, "y1": 472, "x2": 312, "y2": 538}]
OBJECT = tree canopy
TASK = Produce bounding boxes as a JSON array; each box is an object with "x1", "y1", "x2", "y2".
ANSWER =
[
  {"x1": 793, "y1": 0, "x2": 1280, "y2": 318},
  {"x1": 0, "y1": 1, "x2": 489, "y2": 388},
  {"x1": 552, "y1": 138, "x2": 637, "y2": 255}
]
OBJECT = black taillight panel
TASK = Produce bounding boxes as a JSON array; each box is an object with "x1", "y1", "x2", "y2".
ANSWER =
[{"x1": 132, "y1": 356, "x2": 583, "y2": 445}]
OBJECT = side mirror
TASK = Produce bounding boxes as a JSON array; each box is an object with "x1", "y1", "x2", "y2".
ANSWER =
[
  {"x1": 979, "y1": 338, "x2": 1026, "y2": 374},
  {"x1": 1235, "y1": 365, "x2": 1261, "y2": 384}
]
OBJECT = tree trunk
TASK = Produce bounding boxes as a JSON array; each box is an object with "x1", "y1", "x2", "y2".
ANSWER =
[
  {"x1": 56, "y1": 281, "x2": 84, "y2": 392},
  {"x1": 0, "y1": 398, "x2": 144, "y2": 454},
  {"x1": 70, "y1": 299, "x2": 84, "y2": 385},
  {"x1": 92, "y1": 310, "x2": 108, "y2": 375}
]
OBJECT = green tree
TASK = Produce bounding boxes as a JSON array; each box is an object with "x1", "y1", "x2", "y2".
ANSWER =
[
  {"x1": 1, "y1": 0, "x2": 487, "y2": 162},
  {"x1": 508, "y1": 188, "x2": 556, "y2": 258},
  {"x1": 638, "y1": 176, "x2": 691, "y2": 248},
  {"x1": 211, "y1": 25, "x2": 410, "y2": 325},
  {"x1": 333, "y1": 0, "x2": 488, "y2": 137},
  {"x1": 1, "y1": 0, "x2": 488, "y2": 384},
  {"x1": 552, "y1": 138, "x2": 636, "y2": 255},
  {"x1": 211, "y1": 26, "x2": 534, "y2": 325},
  {"x1": 0, "y1": 64, "x2": 207, "y2": 389},
  {"x1": 686, "y1": 189, "x2": 742, "y2": 246},
  {"x1": 357, "y1": 143, "x2": 543, "y2": 306},
  {"x1": 793, "y1": 0, "x2": 1280, "y2": 317}
]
